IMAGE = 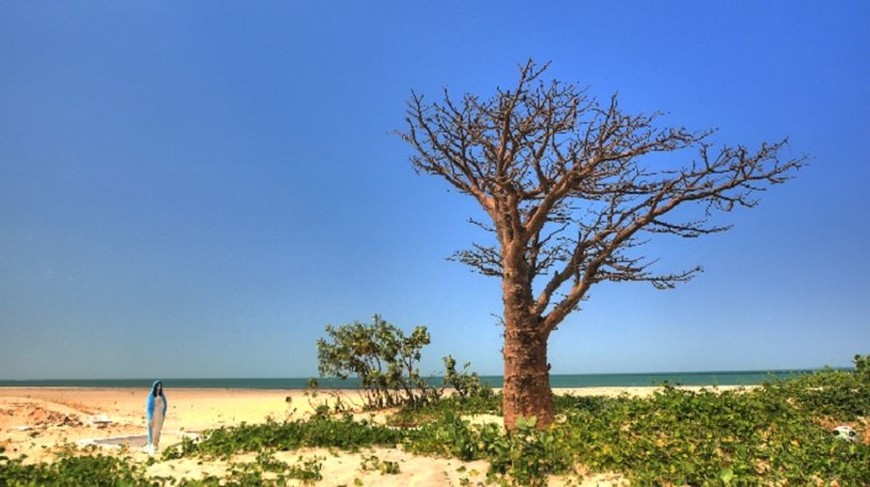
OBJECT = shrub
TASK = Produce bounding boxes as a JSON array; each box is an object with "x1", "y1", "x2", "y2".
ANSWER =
[
  {"x1": 0, "y1": 447, "x2": 153, "y2": 486},
  {"x1": 315, "y1": 314, "x2": 439, "y2": 409},
  {"x1": 167, "y1": 415, "x2": 404, "y2": 459},
  {"x1": 443, "y1": 354, "x2": 494, "y2": 399}
]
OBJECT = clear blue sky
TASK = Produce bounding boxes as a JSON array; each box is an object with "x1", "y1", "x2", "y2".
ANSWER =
[{"x1": 1, "y1": 1, "x2": 867, "y2": 380}]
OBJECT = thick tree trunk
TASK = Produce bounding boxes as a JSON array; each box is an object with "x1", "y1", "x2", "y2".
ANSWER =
[
  {"x1": 499, "y1": 235, "x2": 555, "y2": 431},
  {"x1": 502, "y1": 320, "x2": 554, "y2": 431}
]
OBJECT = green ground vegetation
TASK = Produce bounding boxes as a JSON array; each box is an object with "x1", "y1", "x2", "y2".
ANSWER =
[{"x1": 2, "y1": 355, "x2": 868, "y2": 485}]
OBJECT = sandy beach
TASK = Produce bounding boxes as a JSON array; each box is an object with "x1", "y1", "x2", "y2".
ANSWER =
[{"x1": 0, "y1": 385, "x2": 749, "y2": 485}]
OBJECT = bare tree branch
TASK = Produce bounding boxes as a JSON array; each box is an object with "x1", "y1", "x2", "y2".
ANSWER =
[{"x1": 399, "y1": 58, "x2": 805, "y2": 337}]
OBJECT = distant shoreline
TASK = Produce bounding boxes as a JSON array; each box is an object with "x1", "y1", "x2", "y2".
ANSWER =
[{"x1": 0, "y1": 369, "x2": 831, "y2": 389}]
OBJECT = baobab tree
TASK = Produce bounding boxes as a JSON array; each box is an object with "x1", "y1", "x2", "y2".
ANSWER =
[{"x1": 400, "y1": 60, "x2": 804, "y2": 430}]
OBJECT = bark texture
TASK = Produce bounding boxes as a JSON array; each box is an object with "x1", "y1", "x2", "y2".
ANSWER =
[{"x1": 502, "y1": 324, "x2": 553, "y2": 430}]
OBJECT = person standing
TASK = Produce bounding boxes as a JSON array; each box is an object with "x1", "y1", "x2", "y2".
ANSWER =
[{"x1": 145, "y1": 380, "x2": 167, "y2": 453}]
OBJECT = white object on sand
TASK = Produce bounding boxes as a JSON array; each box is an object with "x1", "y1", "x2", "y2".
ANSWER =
[
  {"x1": 148, "y1": 394, "x2": 166, "y2": 449},
  {"x1": 833, "y1": 425, "x2": 857, "y2": 441}
]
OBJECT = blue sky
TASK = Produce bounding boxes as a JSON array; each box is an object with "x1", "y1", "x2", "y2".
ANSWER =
[{"x1": 1, "y1": 1, "x2": 867, "y2": 379}]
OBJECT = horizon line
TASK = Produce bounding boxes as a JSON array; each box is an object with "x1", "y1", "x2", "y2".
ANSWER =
[{"x1": 1, "y1": 366, "x2": 853, "y2": 383}]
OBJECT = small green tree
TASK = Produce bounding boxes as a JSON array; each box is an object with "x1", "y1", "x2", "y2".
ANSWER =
[
  {"x1": 443, "y1": 355, "x2": 494, "y2": 399},
  {"x1": 855, "y1": 353, "x2": 870, "y2": 386},
  {"x1": 316, "y1": 314, "x2": 438, "y2": 409}
]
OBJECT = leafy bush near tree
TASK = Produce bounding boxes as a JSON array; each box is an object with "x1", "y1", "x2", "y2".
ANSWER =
[
  {"x1": 313, "y1": 315, "x2": 492, "y2": 410},
  {"x1": 315, "y1": 314, "x2": 439, "y2": 409},
  {"x1": 442, "y1": 354, "x2": 494, "y2": 400}
]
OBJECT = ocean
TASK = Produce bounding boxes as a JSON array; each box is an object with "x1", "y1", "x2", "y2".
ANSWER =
[{"x1": 0, "y1": 370, "x2": 816, "y2": 390}]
